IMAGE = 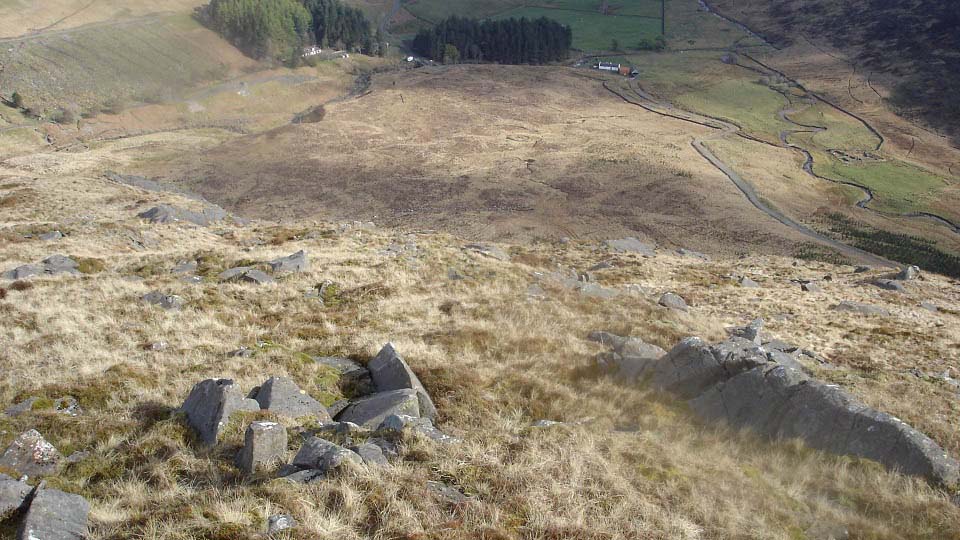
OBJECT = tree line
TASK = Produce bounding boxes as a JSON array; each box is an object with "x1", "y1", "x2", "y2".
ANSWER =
[
  {"x1": 412, "y1": 16, "x2": 572, "y2": 65},
  {"x1": 196, "y1": 0, "x2": 377, "y2": 62}
]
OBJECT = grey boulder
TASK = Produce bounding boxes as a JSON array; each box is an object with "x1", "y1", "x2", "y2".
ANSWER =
[
  {"x1": 251, "y1": 377, "x2": 330, "y2": 421},
  {"x1": 833, "y1": 301, "x2": 890, "y2": 317},
  {"x1": 0, "y1": 475, "x2": 31, "y2": 519},
  {"x1": 336, "y1": 389, "x2": 422, "y2": 429},
  {"x1": 315, "y1": 356, "x2": 374, "y2": 397},
  {"x1": 236, "y1": 421, "x2": 288, "y2": 475},
  {"x1": 17, "y1": 488, "x2": 89, "y2": 540},
  {"x1": 658, "y1": 292, "x2": 688, "y2": 312},
  {"x1": 737, "y1": 276, "x2": 759, "y2": 288},
  {"x1": 269, "y1": 250, "x2": 308, "y2": 273},
  {"x1": 605, "y1": 237, "x2": 655, "y2": 257},
  {"x1": 2, "y1": 255, "x2": 79, "y2": 280},
  {"x1": 39, "y1": 231, "x2": 63, "y2": 241},
  {"x1": 0, "y1": 430, "x2": 62, "y2": 478},
  {"x1": 267, "y1": 514, "x2": 298, "y2": 534},
  {"x1": 141, "y1": 290, "x2": 184, "y2": 310},
  {"x1": 801, "y1": 282, "x2": 823, "y2": 293},
  {"x1": 349, "y1": 443, "x2": 389, "y2": 466},
  {"x1": 873, "y1": 279, "x2": 905, "y2": 292},
  {"x1": 291, "y1": 436, "x2": 362, "y2": 473},
  {"x1": 180, "y1": 379, "x2": 260, "y2": 446},
  {"x1": 367, "y1": 344, "x2": 437, "y2": 420},
  {"x1": 138, "y1": 204, "x2": 227, "y2": 227},
  {"x1": 895, "y1": 265, "x2": 920, "y2": 281},
  {"x1": 218, "y1": 267, "x2": 275, "y2": 285},
  {"x1": 729, "y1": 318, "x2": 764, "y2": 345},
  {"x1": 463, "y1": 243, "x2": 510, "y2": 261}
]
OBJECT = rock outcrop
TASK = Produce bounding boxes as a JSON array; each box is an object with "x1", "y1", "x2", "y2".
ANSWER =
[
  {"x1": 138, "y1": 204, "x2": 227, "y2": 226},
  {"x1": 269, "y1": 250, "x2": 308, "y2": 273},
  {"x1": 1, "y1": 255, "x2": 80, "y2": 280},
  {"x1": 218, "y1": 267, "x2": 274, "y2": 285},
  {"x1": 0, "y1": 474, "x2": 31, "y2": 519},
  {"x1": 605, "y1": 237, "x2": 655, "y2": 257},
  {"x1": 592, "y1": 333, "x2": 960, "y2": 487}
]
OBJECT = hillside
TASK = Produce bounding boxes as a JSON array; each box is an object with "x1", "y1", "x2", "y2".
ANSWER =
[
  {"x1": 707, "y1": 0, "x2": 960, "y2": 146},
  {"x1": 0, "y1": 0, "x2": 960, "y2": 538},
  {"x1": 1, "y1": 156, "x2": 959, "y2": 538}
]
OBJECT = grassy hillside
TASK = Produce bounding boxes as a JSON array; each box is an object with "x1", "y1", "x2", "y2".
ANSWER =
[
  {"x1": 0, "y1": 162, "x2": 959, "y2": 538},
  {"x1": 0, "y1": 13, "x2": 254, "y2": 117}
]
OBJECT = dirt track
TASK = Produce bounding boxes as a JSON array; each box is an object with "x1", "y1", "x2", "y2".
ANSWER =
[{"x1": 602, "y1": 77, "x2": 892, "y2": 267}]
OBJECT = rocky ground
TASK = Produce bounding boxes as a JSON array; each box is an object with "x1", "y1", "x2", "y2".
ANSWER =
[{"x1": 0, "y1": 170, "x2": 958, "y2": 539}]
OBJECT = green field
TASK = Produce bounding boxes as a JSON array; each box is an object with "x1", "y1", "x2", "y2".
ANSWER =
[
  {"x1": 494, "y1": 6, "x2": 662, "y2": 50},
  {"x1": 790, "y1": 104, "x2": 881, "y2": 152}
]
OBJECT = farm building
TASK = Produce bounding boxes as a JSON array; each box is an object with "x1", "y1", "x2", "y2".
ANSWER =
[
  {"x1": 595, "y1": 62, "x2": 639, "y2": 77},
  {"x1": 302, "y1": 46, "x2": 322, "y2": 57}
]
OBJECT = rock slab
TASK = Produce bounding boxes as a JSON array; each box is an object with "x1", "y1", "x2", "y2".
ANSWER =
[
  {"x1": 236, "y1": 421, "x2": 288, "y2": 475},
  {"x1": 180, "y1": 379, "x2": 260, "y2": 446},
  {"x1": 0, "y1": 430, "x2": 62, "y2": 478},
  {"x1": 16, "y1": 487, "x2": 89, "y2": 540},
  {"x1": 252, "y1": 377, "x2": 330, "y2": 421},
  {"x1": 367, "y1": 344, "x2": 437, "y2": 420}
]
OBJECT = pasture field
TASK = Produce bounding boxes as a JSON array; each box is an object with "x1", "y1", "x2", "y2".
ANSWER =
[
  {"x1": 0, "y1": 0, "x2": 206, "y2": 38},
  {"x1": 494, "y1": 5, "x2": 662, "y2": 50}
]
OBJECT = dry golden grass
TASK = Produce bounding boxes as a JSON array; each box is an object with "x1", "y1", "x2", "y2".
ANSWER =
[{"x1": 0, "y1": 169, "x2": 958, "y2": 539}]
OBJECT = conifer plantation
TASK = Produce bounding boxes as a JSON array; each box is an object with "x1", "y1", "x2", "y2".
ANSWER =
[{"x1": 412, "y1": 16, "x2": 572, "y2": 65}]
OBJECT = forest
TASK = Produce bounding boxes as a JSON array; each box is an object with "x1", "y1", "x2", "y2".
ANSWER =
[
  {"x1": 412, "y1": 16, "x2": 573, "y2": 65},
  {"x1": 196, "y1": 0, "x2": 374, "y2": 61}
]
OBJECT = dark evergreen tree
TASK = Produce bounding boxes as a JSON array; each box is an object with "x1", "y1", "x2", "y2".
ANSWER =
[{"x1": 412, "y1": 16, "x2": 571, "y2": 65}]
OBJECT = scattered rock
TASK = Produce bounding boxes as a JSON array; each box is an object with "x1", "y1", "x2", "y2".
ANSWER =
[
  {"x1": 148, "y1": 341, "x2": 168, "y2": 352},
  {"x1": 141, "y1": 291, "x2": 184, "y2": 310},
  {"x1": 291, "y1": 436, "x2": 362, "y2": 473},
  {"x1": 236, "y1": 421, "x2": 288, "y2": 475},
  {"x1": 447, "y1": 268, "x2": 466, "y2": 280},
  {"x1": 64, "y1": 451, "x2": 90, "y2": 464},
  {"x1": 588, "y1": 261, "x2": 614, "y2": 271},
  {"x1": 605, "y1": 237, "x2": 655, "y2": 257},
  {"x1": 336, "y1": 389, "x2": 422, "y2": 429},
  {"x1": 729, "y1": 318, "x2": 764, "y2": 345},
  {"x1": 0, "y1": 430, "x2": 62, "y2": 478},
  {"x1": 227, "y1": 346, "x2": 255, "y2": 358},
  {"x1": 218, "y1": 267, "x2": 275, "y2": 285},
  {"x1": 531, "y1": 419, "x2": 563, "y2": 428},
  {"x1": 873, "y1": 279, "x2": 905, "y2": 292},
  {"x1": 4, "y1": 398, "x2": 39, "y2": 418},
  {"x1": 526, "y1": 283, "x2": 547, "y2": 299},
  {"x1": 737, "y1": 276, "x2": 759, "y2": 288},
  {"x1": 1, "y1": 255, "x2": 79, "y2": 280},
  {"x1": 377, "y1": 414, "x2": 458, "y2": 443},
  {"x1": 251, "y1": 377, "x2": 330, "y2": 421},
  {"x1": 16, "y1": 487, "x2": 90, "y2": 540},
  {"x1": 269, "y1": 250, "x2": 308, "y2": 273},
  {"x1": 426, "y1": 481, "x2": 470, "y2": 505},
  {"x1": 801, "y1": 282, "x2": 823, "y2": 293},
  {"x1": 171, "y1": 260, "x2": 198, "y2": 274},
  {"x1": 577, "y1": 282, "x2": 620, "y2": 299},
  {"x1": 658, "y1": 292, "x2": 688, "y2": 312},
  {"x1": 180, "y1": 379, "x2": 260, "y2": 446},
  {"x1": 314, "y1": 357, "x2": 374, "y2": 397},
  {"x1": 833, "y1": 301, "x2": 890, "y2": 317},
  {"x1": 180, "y1": 275, "x2": 203, "y2": 285},
  {"x1": 676, "y1": 248, "x2": 709, "y2": 261},
  {"x1": 0, "y1": 475, "x2": 31, "y2": 519},
  {"x1": 137, "y1": 204, "x2": 227, "y2": 227},
  {"x1": 463, "y1": 243, "x2": 510, "y2": 261},
  {"x1": 54, "y1": 397, "x2": 82, "y2": 417},
  {"x1": 349, "y1": 443, "x2": 389, "y2": 466},
  {"x1": 367, "y1": 344, "x2": 437, "y2": 420},
  {"x1": 853, "y1": 266, "x2": 871, "y2": 273},
  {"x1": 266, "y1": 514, "x2": 298, "y2": 535},
  {"x1": 39, "y1": 231, "x2": 63, "y2": 241},
  {"x1": 327, "y1": 399, "x2": 350, "y2": 418},
  {"x1": 919, "y1": 301, "x2": 940, "y2": 313},
  {"x1": 895, "y1": 265, "x2": 920, "y2": 281},
  {"x1": 592, "y1": 333, "x2": 667, "y2": 382}
]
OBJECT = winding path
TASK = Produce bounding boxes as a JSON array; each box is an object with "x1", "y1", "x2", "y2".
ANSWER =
[{"x1": 602, "y1": 77, "x2": 893, "y2": 266}]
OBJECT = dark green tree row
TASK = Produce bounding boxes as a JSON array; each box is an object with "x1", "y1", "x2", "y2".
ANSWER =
[
  {"x1": 412, "y1": 16, "x2": 572, "y2": 65},
  {"x1": 824, "y1": 213, "x2": 960, "y2": 278},
  {"x1": 197, "y1": 0, "x2": 374, "y2": 61}
]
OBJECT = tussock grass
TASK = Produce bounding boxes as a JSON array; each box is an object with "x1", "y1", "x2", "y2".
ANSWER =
[{"x1": 0, "y1": 172, "x2": 958, "y2": 538}]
